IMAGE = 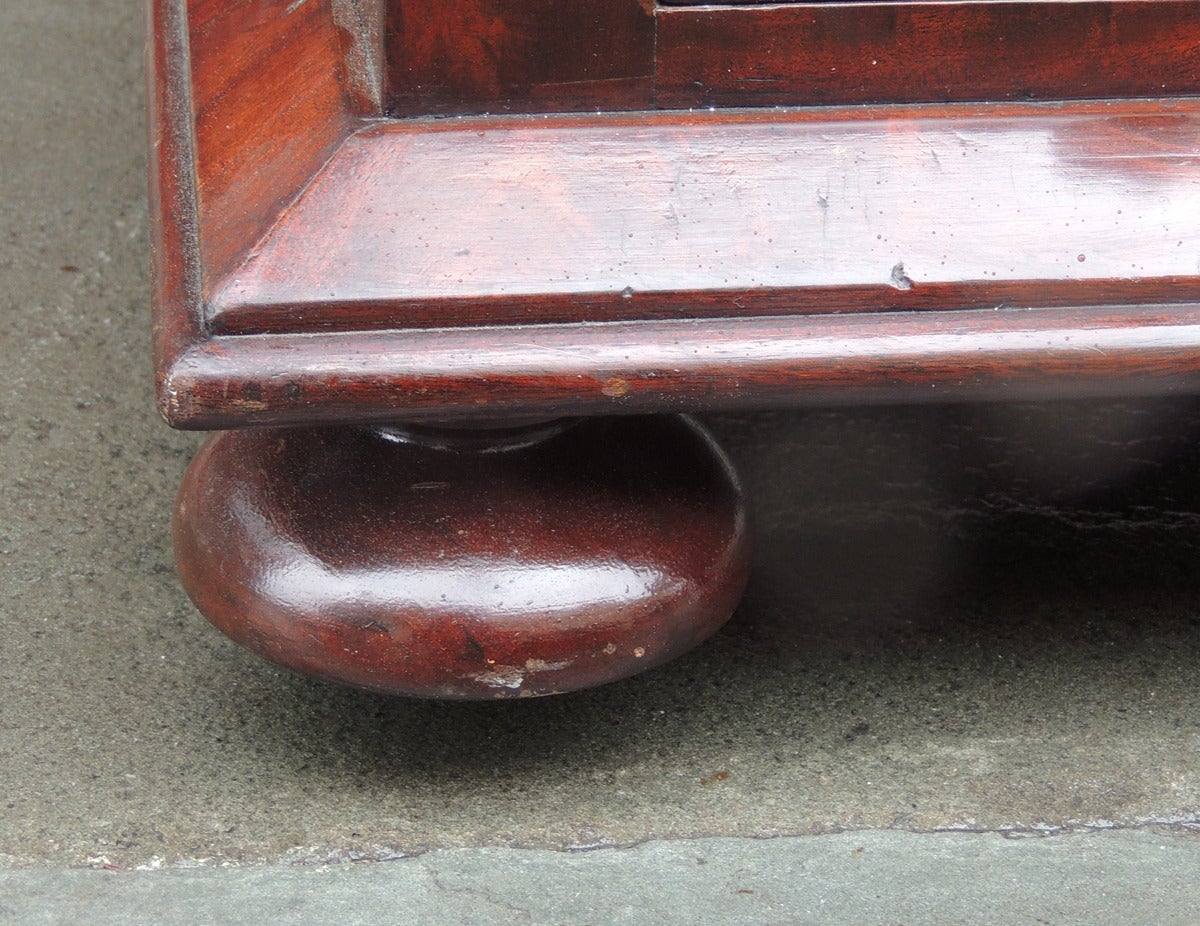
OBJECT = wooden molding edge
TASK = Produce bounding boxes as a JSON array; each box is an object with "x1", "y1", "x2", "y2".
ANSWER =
[
  {"x1": 146, "y1": 0, "x2": 206, "y2": 410},
  {"x1": 160, "y1": 305, "x2": 1200, "y2": 429}
]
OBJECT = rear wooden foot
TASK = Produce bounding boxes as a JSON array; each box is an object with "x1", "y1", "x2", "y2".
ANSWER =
[{"x1": 174, "y1": 416, "x2": 751, "y2": 698}]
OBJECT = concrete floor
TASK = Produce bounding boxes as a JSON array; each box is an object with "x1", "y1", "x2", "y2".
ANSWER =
[
  {"x1": 4, "y1": 0, "x2": 1200, "y2": 919},
  {"x1": 6, "y1": 831, "x2": 1200, "y2": 925}
]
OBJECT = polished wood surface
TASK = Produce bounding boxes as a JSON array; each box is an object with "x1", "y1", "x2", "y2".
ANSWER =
[
  {"x1": 147, "y1": 0, "x2": 204, "y2": 378},
  {"x1": 175, "y1": 417, "x2": 751, "y2": 697},
  {"x1": 380, "y1": 1, "x2": 1200, "y2": 114},
  {"x1": 147, "y1": 0, "x2": 1200, "y2": 427},
  {"x1": 210, "y1": 102, "x2": 1200, "y2": 335},
  {"x1": 188, "y1": 0, "x2": 354, "y2": 292},
  {"x1": 658, "y1": 1, "x2": 1200, "y2": 108},
  {"x1": 385, "y1": 0, "x2": 655, "y2": 116},
  {"x1": 147, "y1": 0, "x2": 1200, "y2": 429},
  {"x1": 150, "y1": 0, "x2": 1200, "y2": 697},
  {"x1": 163, "y1": 303, "x2": 1200, "y2": 429}
]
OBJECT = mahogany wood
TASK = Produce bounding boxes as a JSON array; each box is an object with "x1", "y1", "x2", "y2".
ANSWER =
[
  {"x1": 163, "y1": 304, "x2": 1200, "y2": 430},
  {"x1": 148, "y1": 0, "x2": 206, "y2": 379},
  {"x1": 174, "y1": 417, "x2": 751, "y2": 697},
  {"x1": 188, "y1": 0, "x2": 354, "y2": 293},
  {"x1": 147, "y1": 0, "x2": 1200, "y2": 425},
  {"x1": 332, "y1": 0, "x2": 386, "y2": 114},
  {"x1": 385, "y1": 0, "x2": 655, "y2": 116},
  {"x1": 209, "y1": 103, "x2": 1200, "y2": 336},
  {"x1": 657, "y1": 1, "x2": 1200, "y2": 108},
  {"x1": 148, "y1": 0, "x2": 1200, "y2": 697},
  {"x1": 381, "y1": 1, "x2": 1200, "y2": 115}
]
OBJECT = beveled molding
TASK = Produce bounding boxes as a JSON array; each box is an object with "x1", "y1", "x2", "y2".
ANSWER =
[{"x1": 149, "y1": 0, "x2": 1200, "y2": 432}]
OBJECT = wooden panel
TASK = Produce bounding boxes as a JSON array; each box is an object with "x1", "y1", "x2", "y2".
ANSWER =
[
  {"x1": 385, "y1": 0, "x2": 655, "y2": 115},
  {"x1": 188, "y1": 0, "x2": 355, "y2": 293},
  {"x1": 153, "y1": 0, "x2": 1200, "y2": 429},
  {"x1": 164, "y1": 303, "x2": 1200, "y2": 429},
  {"x1": 209, "y1": 101, "x2": 1200, "y2": 335},
  {"x1": 147, "y1": 0, "x2": 205, "y2": 385},
  {"x1": 657, "y1": 1, "x2": 1200, "y2": 108}
]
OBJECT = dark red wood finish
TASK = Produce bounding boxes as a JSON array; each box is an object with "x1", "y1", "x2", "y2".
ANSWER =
[
  {"x1": 657, "y1": 2, "x2": 1200, "y2": 109},
  {"x1": 163, "y1": 304, "x2": 1200, "y2": 430},
  {"x1": 148, "y1": 0, "x2": 1200, "y2": 697},
  {"x1": 147, "y1": 0, "x2": 204, "y2": 377},
  {"x1": 385, "y1": 0, "x2": 655, "y2": 116},
  {"x1": 209, "y1": 103, "x2": 1200, "y2": 336},
  {"x1": 175, "y1": 417, "x2": 751, "y2": 697},
  {"x1": 147, "y1": 0, "x2": 1200, "y2": 430},
  {"x1": 382, "y1": 1, "x2": 1200, "y2": 116},
  {"x1": 188, "y1": 0, "x2": 355, "y2": 293}
]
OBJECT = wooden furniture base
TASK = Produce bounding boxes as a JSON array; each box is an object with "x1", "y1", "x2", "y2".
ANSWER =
[
  {"x1": 173, "y1": 416, "x2": 751, "y2": 697},
  {"x1": 149, "y1": 0, "x2": 1200, "y2": 697}
]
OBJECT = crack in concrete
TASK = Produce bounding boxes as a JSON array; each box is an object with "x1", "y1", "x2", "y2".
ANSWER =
[
  {"x1": 92, "y1": 819, "x2": 1200, "y2": 872},
  {"x1": 421, "y1": 860, "x2": 535, "y2": 924}
]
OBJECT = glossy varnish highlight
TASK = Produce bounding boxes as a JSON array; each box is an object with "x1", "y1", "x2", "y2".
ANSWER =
[
  {"x1": 188, "y1": 0, "x2": 354, "y2": 292},
  {"x1": 174, "y1": 418, "x2": 751, "y2": 697},
  {"x1": 150, "y1": 0, "x2": 1200, "y2": 698},
  {"x1": 162, "y1": 303, "x2": 1200, "y2": 430},
  {"x1": 210, "y1": 103, "x2": 1200, "y2": 335},
  {"x1": 145, "y1": 0, "x2": 1200, "y2": 428},
  {"x1": 657, "y1": 2, "x2": 1200, "y2": 108}
]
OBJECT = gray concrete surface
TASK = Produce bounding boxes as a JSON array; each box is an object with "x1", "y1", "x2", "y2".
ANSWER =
[
  {"x1": 4, "y1": 831, "x2": 1200, "y2": 926},
  {"x1": 5, "y1": 0, "x2": 1200, "y2": 916}
]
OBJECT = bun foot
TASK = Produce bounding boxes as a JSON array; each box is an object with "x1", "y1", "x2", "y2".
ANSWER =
[{"x1": 174, "y1": 417, "x2": 751, "y2": 698}]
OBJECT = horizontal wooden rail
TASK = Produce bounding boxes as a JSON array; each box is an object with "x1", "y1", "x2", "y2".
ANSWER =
[
  {"x1": 208, "y1": 101, "x2": 1200, "y2": 338},
  {"x1": 164, "y1": 303, "x2": 1200, "y2": 428}
]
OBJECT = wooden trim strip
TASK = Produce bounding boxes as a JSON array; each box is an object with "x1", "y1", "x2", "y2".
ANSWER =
[
  {"x1": 657, "y1": 1, "x2": 1200, "y2": 108},
  {"x1": 206, "y1": 101, "x2": 1200, "y2": 336},
  {"x1": 146, "y1": 0, "x2": 206, "y2": 411},
  {"x1": 163, "y1": 304, "x2": 1200, "y2": 428}
]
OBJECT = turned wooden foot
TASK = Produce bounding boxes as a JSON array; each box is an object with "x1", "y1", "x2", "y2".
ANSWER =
[{"x1": 174, "y1": 416, "x2": 751, "y2": 698}]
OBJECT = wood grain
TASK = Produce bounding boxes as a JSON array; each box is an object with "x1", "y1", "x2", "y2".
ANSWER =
[
  {"x1": 657, "y1": 1, "x2": 1200, "y2": 108},
  {"x1": 150, "y1": 0, "x2": 1200, "y2": 700},
  {"x1": 385, "y1": 0, "x2": 655, "y2": 116},
  {"x1": 209, "y1": 102, "x2": 1200, "y2": 335},
  {"x1": 146, "y1": 0, "x2": 204, "y2": 380},
  {"x1": 175, "y1": 417, "x2": 751, "y2": 697},
  {"x1": 150, "y1": 0, "x2": 1200, "y2": 431},
  {"x1": 164, "y1": 303, "x2": 1200, "y2": 429},
  {"x1": 188, "y1": 0, "x2": 355, "y2": 293}
]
